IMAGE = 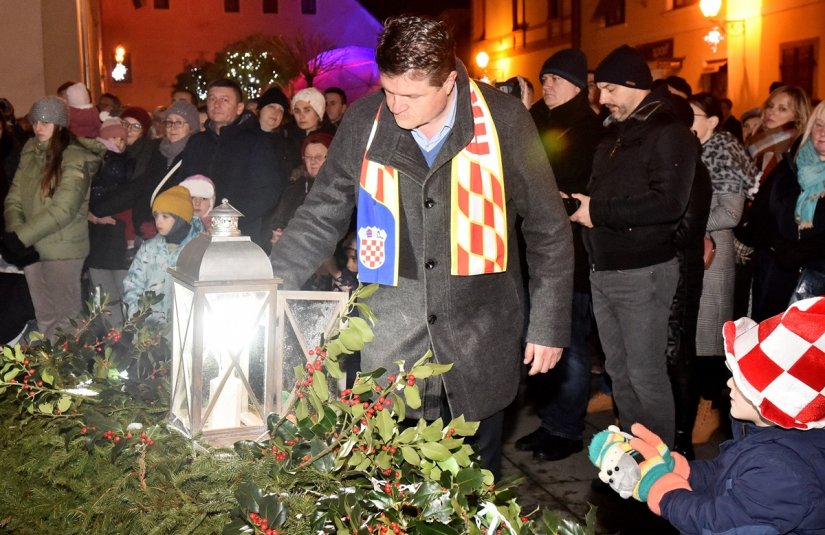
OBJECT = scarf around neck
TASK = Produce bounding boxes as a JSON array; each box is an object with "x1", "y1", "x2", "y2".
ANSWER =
[
  {"x1": 356, "y1": 79, "x2": 506, "y2": 286},
  {"x1": 794, "y1": 137, "x2": 825, "y2": 229},
  {"x1": 159, "y1": 136, "x2": 188, "y2": 166},
  {"x1": 747, "y1": 121, "x2": 798, "y2": 177}
]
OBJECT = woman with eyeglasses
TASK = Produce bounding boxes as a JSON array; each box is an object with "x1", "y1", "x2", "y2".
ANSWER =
[
  {"x1": 268, "y1": 132, "x2": 332, "y2": 246},
  {"x1": 125, "y1": 101, "x2": 200, "y2": 240}
]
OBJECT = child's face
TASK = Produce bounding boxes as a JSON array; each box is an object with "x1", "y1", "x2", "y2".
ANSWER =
[
  {"x1": 106, "y1": 135, "x2": 126, "y2": 152},
  {"x1": 191, "y1": 196, "x2": 211, "y2": 217},
  {"x1": 727, "y1": 376, "x2": 772, "y2": 427},
  {"x1": 154, "y1": 212, "x2": 176, "y2": 236}
]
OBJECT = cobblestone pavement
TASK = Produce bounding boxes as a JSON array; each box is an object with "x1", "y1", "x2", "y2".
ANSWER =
[{"x1": 501, "y1": 384, "x2": 726, "y2": 534}]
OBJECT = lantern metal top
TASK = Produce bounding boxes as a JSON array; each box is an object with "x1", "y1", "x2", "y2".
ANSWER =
[
  {"x1": 210, "y1": 198, "x2": 243, "y2": 237},
  {"x1": 169, "y1": 198, "x2": 275, "y2": 283}
]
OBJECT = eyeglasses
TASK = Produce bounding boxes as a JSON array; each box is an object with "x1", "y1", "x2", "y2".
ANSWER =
[
  {"x1": 693, "y1": 113, "x2": 708, "y2": 117},
  {"x1": 163, "y1": 120, "x2": 186, "y2": 129},
  {"x1": 124, "y1": 122, "x2": 143, "y2": 130},
  {"x1": 303, "y1": 154, "x2": 326, "y2": 163}
]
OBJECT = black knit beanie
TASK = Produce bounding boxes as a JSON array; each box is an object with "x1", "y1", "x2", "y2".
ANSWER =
[
  {"x1": 539, "y1": 48, "x2": 587, "y2": 90},
  {"x1": 258, "y1": 86, "x2": 290, "y2": 112},
  {"x1": 594, "y1": 45, "x2": 652, "y2": 90}
]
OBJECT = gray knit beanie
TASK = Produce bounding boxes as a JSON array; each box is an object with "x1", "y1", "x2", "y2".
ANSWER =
[
  {"x1": 29, "y1": 97, "x2": 69, "y2": 127},
  {"x1": 164, "y1": 100, "x2": 200, "y2": 133}
]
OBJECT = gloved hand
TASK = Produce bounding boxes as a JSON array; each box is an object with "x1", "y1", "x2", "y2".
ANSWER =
[
  {"x1": 588, "y1": 425, "x2": 644, "y2": 499},
  {"x1": 629, "y1": 423, "x2": 691, "y2": 515},
  {"x1": 0, "y1": 232, "x2": 39, "y2": 269}
]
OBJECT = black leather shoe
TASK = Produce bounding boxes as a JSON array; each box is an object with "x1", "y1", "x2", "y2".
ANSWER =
[
  {"x1": 514, "y1": 427, "x2": 553, "y2": 451},
  {"x1": 533, "y1": 436, "x2": 583, "y2": 461}
]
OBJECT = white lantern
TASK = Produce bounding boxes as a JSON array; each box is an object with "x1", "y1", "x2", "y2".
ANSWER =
[{"x1": 167, "y1": 199, "x2": 280, "y2": 446}]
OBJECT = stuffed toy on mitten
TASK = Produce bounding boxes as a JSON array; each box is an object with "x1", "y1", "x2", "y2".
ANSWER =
[
  {"x1": 628, "y1": 423, "x2": 691, "y2": 515},
  {"x1": 588, "y1": 425, "x2": 644, "y2": 499}
]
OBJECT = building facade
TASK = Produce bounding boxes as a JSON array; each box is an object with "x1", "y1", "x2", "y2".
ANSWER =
[{"x1": 472, "y1": 0, "x2": 824, "y2": 115}]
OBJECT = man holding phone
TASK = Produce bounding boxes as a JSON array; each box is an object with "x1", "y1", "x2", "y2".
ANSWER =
[{"x1": 518, "y1": 49, "x2": 605, "y2": 461}]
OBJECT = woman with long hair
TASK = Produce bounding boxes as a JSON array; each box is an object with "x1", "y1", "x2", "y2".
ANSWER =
[
  {"x1": 748, "y1": 101, "x2": 825, "y2": 321},
  {"x1": 746, "y1": 85, "x2": 811, "y2": 180},
  {"x1": 2, "y1": 97, "x2": 103, "y2": 338}
]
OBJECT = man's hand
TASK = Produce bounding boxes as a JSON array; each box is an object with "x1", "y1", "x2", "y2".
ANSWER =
[
  {"x1": 523, "y1": 343, "x2": 563, "y2": 375},
  {"x1": 569, "y1": 193, "x2": 593, "y2": 228}
]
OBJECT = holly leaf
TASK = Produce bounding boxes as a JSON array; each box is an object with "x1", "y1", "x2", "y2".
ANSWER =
[
  {"x1": 403, "y1": 385, "x2": 421, "y2": 409},
  {"x1": 420, "y1": 442, "x2": 451, "y2": 462},
  {"x1": 454, "y1": 467, "x2": 484, "y2": 494},
  {"x1": 376, "y1": 407, "x2": 394, "y2": 442},
  {"x1": 347, "y1": 316, "x2": 374, "y2": 343},
  {"x1": 410, "y1": 521, "x2": 459, "y2": 534},
  {"x1": 355, "y1": 283, "x2": 379, "y2": 300},
  {"x1": 401, "y1": 445, "x2": 421, "y2": 466},
  {"x1": 38, "y1": 402, "x2": 54, "y2": 415},
  {"x1": 311, "y1": 372, "x2": 329, "y2": 402},
  {"x1": 339, "y1": 328, "x2": 365, "y2": 351}
]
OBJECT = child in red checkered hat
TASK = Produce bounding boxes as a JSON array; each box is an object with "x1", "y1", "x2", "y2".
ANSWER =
[{"x1": 594, "y1": 296, "x2": 825, "y2": 534}]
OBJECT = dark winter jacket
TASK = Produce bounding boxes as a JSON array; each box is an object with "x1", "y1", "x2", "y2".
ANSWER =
[
  {"x1": 748, "y1": 141, "x2": 825, "y2": 321},
  {"x1": 4, "y1": 137, "x2": 104, "y2": 260},
  {"x1": 179, "y1": 110, "x2": 286, "y2": 248},
  {"x1": 661, "y1": 421, "x2": 825, "y2": 535},
  {"x1": 583, "y1": 86, "x2": 697, "y2": 271},
  {"x1": 530, "y1": 91, "x2": 604, "y2": 292},
  {"x1": 87, "y1": 150, "x2": 134, "y2": 270},
  {"x1": 271, "y1": 62, "x2": 574, "y2": 421}
]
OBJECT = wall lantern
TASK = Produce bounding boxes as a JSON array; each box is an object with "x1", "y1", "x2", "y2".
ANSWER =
[
  {"x1": 698, "y1": 0, "x2": 744, "y2": 53},
  {"x1": 168, "y1": 199, "x2": 280, "y2": 446},
  {"x1": 112, "y1": 45, "x2": 131, "y2": 83}
]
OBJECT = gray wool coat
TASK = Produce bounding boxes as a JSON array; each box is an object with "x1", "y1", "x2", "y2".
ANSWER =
[{"x1": 270, "y1": 62, "x2": 573, "y2": 421}]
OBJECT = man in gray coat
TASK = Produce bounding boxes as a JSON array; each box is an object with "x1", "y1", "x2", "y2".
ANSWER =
[{"x1": 270, "y1": 15, "x2": 573, "y2": 478}]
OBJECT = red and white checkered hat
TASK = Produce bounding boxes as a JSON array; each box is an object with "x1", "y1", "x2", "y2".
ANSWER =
[{"x1": 723, "y1": 296, "x2": 825, "y2": 430}]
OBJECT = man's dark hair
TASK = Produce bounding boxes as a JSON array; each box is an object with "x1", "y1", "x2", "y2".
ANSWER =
[
  {"x1": 172, "y1": 88, "x2": 198, "y2": 104},
  {"x1": 324, "y1": 86, "x2": 347, "y2": 104},
  {"x1": 99, "y1": 92, "x2": 122, "y2": 107},
  {"x1": 207, "y1": 78, "x2": 243, "y2": 102},
  {"x1": 375, "y1": 15, "x2": 456, "y2": 86},
  {"x1": 720, "y1": 97, "x2": 733, "y2": 108}
]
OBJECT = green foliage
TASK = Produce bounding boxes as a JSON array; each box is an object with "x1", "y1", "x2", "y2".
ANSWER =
[
  {"x1": 0, "y1": 285, "x2": 594, "y2": 535},
  {"x1": 173, "y1": 32, "x2": 339, "y2": 101}
]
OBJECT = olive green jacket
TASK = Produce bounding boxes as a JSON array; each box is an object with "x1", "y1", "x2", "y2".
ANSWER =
[{"x1": 4, "y1": 137, "x2": 104, "y2": 260}]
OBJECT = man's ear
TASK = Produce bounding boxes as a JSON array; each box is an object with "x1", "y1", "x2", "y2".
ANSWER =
[
  {"x1": 445, "y1": 70, "x2": 458, "y2": 90},
  {"x1": 235, "y1": 102, "x2": 245, "y2": 116}
]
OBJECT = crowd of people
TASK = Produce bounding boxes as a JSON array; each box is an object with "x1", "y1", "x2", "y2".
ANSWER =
[
  {"x1": 0, "y1": 79, "x2": 357, "y2": 342},
  {"x1": 1, "y1": 14, "x2": 824, "y2": 533}
]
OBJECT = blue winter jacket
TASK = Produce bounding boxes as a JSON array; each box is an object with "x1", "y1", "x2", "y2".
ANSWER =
[
  {"x1": 122, "y1": 218, "x2": 203, "y2": 327},
  {"x1": 660, "y1": 420, "x2": 825, "y2": 535}
]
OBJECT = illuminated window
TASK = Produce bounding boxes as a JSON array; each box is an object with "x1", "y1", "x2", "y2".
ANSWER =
[
  {"x1": 301, "y1": 0, "x2": 316, "y2": 15},
  {"x1": 263, "y1": 0, "x2": 278, "y2": 13}
]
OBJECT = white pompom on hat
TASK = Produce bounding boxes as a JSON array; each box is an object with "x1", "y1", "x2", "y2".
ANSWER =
[{"x1": 723, "y1": 296, "x2": 825, "y2": 430}]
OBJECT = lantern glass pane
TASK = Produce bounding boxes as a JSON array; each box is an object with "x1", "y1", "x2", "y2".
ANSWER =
[
  {"x1": 202, "y1": 290, "x2": 271, "y2": 430},
  {"x1": 171, "y1": 282, "x2": 195, "y2": 430},
  {"x1": 279, "y1": 297, "x2": 348, "y2": 406}
]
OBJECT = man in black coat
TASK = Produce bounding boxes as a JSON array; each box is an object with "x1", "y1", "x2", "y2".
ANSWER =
[
  {"x1": 571, "y1": 45, "x2": 696, "y2": 447},
  {"x1": 270, "y1": 15, "x2": 573, "y2": 479},
  {"x1": 178, "y1": 79, "x2": 285, "y2": 249},
  {"x1": 517, "y1": 48, "x2": 604, "y2": 462}
]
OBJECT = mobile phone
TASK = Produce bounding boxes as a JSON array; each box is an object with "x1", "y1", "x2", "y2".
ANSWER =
[{"x1": 563, "y1": 197, "x2": 581, "y2": 216}]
